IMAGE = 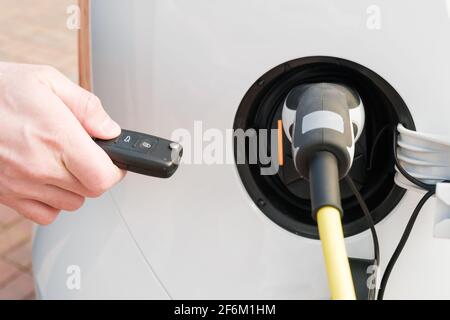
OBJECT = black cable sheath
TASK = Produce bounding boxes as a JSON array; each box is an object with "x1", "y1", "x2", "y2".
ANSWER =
[
  {"x1": 377, "y1": 190, "x2": 434, "y2": 300},
  {"x1": 309, "y1": 151, "x2": 342, "y2": 220},
  {"x1": 367, "y1": 124, "x2": 391, "y2": 171},
  {"x1": 377, "y1": 127, "x2": 437, "y2": 299},
  {"x1": 345, "y1": 176, "x2": 380, "y2": 264},
  {"x1": 345, "y1": 176, "x2": 380, "y2": 300}
]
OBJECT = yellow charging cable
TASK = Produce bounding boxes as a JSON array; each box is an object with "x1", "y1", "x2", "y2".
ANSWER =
[{"x1": 317, "y1": 206, "x2": 356, "y2": 300}]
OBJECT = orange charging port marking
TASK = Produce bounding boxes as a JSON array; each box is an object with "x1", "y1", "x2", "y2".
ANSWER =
[{"x1": 278, "y1": 120, "x2": 284, "y2": 166}]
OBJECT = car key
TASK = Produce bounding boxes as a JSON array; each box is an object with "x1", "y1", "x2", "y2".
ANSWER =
[{"x1": 94, "y1": 130, "x2": 183, "y2": 178}]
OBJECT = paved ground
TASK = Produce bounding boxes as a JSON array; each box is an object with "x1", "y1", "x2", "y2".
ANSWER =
[
  {"x1": 0, "y1": 205, "x2": 34, "y2": 299},
  {"x1": 0, "y1": 0, "x2": 78, "y2": 299}
]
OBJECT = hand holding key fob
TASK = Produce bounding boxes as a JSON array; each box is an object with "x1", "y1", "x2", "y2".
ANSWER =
[{"x1": 95, "y1": 130, "x2": 182, "y2": 178}]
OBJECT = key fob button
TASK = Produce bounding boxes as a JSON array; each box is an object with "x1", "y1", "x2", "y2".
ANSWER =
[
  {"x1": 135, "y1": 137, "x2": 158, "y2": 153},
  {"x1": 117, "y1": 133, "x2": 138, "y2": 149}
]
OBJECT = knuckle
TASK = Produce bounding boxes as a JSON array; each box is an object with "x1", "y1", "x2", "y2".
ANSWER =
[
  {"x1": 20, "y1": 208, "x2": 60, "y2": 225},
  {"x1": 84, "y1": 93, "x2": 102, "y2": 115},
  {"x1": 78, "y1": 92, "x2": 103, "y2": 127},
  {"x1": 84, "y1": 183, "x2": 106, "y2": 198},
  {"x1": 6, "y1": 181, "x2": 26, "y2": 197},
  {"x1": 38, "y1": 64, "x2": 58, "y2": 76},
  {"x1": 85, "y1": 189, "x2": 101, "y2": 198},
  {"x1": 86, "y1": 173, "x2": 113, "y2": 197},
  {"x1": 74, "y1": 196, "x2": 86, "y2": 210},
  {"x1": 65, "y1": 196, "x2": 85, "y2": 212},
  {"x1": 32, "y1": 65, "x2": 62, "y2": 88},
  {"x1": 87, "y1": 189, "x2": 104, "y2": 198},
  {"x1": 29, "y1": 166, "x2": 52, "y2": 182},
  {"x1": 37, "y1": 211, "x2": 60, "y2": 225},
  {"x1": 88, "y1": 185, "x2": 108, "y2": 198}
]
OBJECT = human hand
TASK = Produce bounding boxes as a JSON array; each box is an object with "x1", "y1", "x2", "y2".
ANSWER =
[{"x1": 0, "y1": 62, "x2": 125, "y2": 224}]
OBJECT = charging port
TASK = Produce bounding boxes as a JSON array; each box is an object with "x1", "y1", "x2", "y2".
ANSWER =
[{"x1": 233, "y1": 56, "x2": 415, "y2": 239}]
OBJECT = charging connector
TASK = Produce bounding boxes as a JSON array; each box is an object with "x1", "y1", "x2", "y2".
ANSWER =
[{"x1": 284, "y1": 82, "x2": 365, "y2": 299}]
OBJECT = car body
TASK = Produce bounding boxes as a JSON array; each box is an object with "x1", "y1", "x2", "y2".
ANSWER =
[{"x1": 33, "y1": 0, "x2": 450, "y2": 299}]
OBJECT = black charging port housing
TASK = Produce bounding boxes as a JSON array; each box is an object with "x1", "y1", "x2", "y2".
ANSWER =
[{"x1": 233, "y1": 56, "x2": 415, "y2": 239}]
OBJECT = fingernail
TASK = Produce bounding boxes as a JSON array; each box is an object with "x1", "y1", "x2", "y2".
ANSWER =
[{"x1": 102, "y1": 118, "x2": 121, "y2": 136}]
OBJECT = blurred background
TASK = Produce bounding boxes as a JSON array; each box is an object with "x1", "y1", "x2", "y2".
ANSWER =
[{"x1": 0, "y1": 0, "x2": 78, "y2": 299}]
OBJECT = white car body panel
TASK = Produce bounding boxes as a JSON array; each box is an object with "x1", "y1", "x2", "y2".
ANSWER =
[{"x1": 33, "y1": 0, "x2": 450, "y2": 299}]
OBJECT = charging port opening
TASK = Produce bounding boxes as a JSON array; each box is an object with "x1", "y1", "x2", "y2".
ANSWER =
[{"x1": 233, "y1": 56, "x2": 415, "y2": 239}]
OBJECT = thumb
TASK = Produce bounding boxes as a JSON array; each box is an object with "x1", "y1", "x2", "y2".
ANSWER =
[
  {"x1": 42, "y1": 66, "x2": 121, "y2": 139},
  {"x1": 75, "y1": 91, "x2": 122, "y2": 139}
]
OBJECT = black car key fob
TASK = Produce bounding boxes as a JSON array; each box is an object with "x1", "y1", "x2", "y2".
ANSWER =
[{"x1": 94, "y1": 130, "x2": 182, "y2": 178}]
